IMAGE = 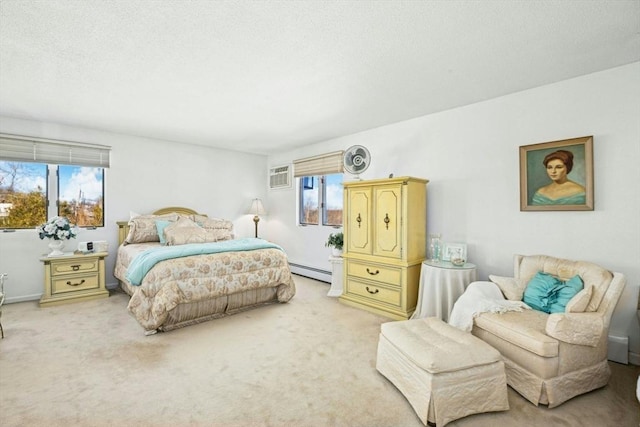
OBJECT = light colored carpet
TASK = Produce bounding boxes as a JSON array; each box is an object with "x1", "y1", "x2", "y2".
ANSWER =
[{"x1": 0, "y1": 275, "x2": 638, "y2": 427}]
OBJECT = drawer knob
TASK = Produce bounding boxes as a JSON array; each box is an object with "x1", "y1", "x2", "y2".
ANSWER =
[
  {"x1": 71, "y1": 265, "x2": 81, "y2": 271},
  {"x1": 66, "y1": 279, "x2": 86, "y2": 287},
  {"x1": 383, "y1": 213, "x2": 390, "y2": 229},
  {"x1": 366, "y1": 268, "x2": 379, "y2": 275},
  {"x1": 366, "y1": 286, "x2": 379, "y2": 294},
  {"x1": 356, "y1": 213, "x2": 362, "y2": 228}
]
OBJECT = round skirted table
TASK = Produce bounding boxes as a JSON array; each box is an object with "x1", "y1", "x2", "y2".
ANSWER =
[{"x1": 411, "y1": 260, "x2": 477, "y2": 322}]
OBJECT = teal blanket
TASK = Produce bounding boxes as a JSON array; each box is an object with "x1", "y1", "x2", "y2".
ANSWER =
[{"x1": 126, "y1": 238, "x2": 284, "y2": 286}]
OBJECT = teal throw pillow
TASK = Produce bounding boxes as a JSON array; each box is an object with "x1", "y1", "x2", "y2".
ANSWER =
[
  {"x1": 155, "y1": 220, "x2": 173, "y2": 245},
  {"x1": 548, "y1": 274, "x2": 584, "y2": 314},
  {"x1": 523, "y1": 272, "x2": 561, "y2": 313}
]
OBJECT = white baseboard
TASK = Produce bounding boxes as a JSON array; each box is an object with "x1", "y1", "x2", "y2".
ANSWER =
[
  {"x1": 629, "y1": 351, "x2": 640, "y2": 366},
  {"x1": 5, "y1": 293, "x2": 41, "y2": 304},
  {"x1": 289, "y1": 263, "x2": 331, "y2": 283}
]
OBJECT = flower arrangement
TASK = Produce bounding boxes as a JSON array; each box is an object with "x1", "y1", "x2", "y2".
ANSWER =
[{"x1": 37, "y1": 216, "x2": 77, "y2": 240}]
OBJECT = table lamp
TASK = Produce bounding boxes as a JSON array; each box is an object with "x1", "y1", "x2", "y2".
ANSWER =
[{"x1": 247, "y1": 198, "x2": 266, "y2": 238}]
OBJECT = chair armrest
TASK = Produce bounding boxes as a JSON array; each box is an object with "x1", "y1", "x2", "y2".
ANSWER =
[{"x1": 545, "y1": 312, "x2": 604, "y2": 347}]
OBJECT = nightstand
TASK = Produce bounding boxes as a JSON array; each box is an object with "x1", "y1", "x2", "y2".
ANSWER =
[{"x1": 39, "y1": 252, "x2": 109, "y2": 307}]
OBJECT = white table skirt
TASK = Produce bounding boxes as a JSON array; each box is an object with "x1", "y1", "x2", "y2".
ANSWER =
[{"x1": 411, "y1": 261, "x2": 477, "y2": 322}]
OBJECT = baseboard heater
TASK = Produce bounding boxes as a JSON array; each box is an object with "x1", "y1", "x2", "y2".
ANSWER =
[{"x1": 289, "y1": 262, "x2": 331, "y2": 283}]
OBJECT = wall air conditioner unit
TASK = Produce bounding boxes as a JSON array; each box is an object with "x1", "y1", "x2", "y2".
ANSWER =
[{"x1": 269, "y1": 165, "x2": 291, "y2": 190}]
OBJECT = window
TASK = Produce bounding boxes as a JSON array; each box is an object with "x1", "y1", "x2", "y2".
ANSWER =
[
  {"x1": 0, "y1": 161, "x2": 47, "y2": 228},
  {"x1": 293, "y1": 150, "x2": 344, "y2": 227},
  {"x1": 298, "y1": 173, "x2": 343, "y2": 226},
  {"x1": 323, "y1": 173, "x2": 343, "y2": 226},
  {"x1": 58, "y1": 165, "x2": 105, "y2": 227},
  {"x1": 0, "y1": 162, "x2": 105, "y2": 229},
  {"x1": 0, "y1": 134, "x2": 110, "y2": 229}
]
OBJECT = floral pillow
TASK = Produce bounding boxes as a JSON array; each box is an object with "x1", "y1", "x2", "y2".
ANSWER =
[
  {"x1": 163, "y1": 218, "x2": 222, "y2": 245},
  {"x1": 125, "y1": 213, "x2": 178, "y2": 244},
  {"x1": 192, "y1": 214, "x2": 234, "y2": 240}
]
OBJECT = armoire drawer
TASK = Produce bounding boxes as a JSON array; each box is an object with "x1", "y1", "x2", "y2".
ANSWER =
[
  {"x1": 347, "y1": 261, "x2": 401, "y2": 286},
  {"x1": 346, "y1": 278, "x2": 401, "y2": 307}
]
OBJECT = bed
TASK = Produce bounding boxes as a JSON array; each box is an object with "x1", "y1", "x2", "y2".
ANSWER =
[{"x1": 114, "y1": 207, "x2": 296, "y2": 334}]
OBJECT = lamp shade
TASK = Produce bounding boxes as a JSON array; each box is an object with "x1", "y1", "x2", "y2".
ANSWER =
[{"x1": 248, "y1": 198, "x2": 266, "y2": 216}]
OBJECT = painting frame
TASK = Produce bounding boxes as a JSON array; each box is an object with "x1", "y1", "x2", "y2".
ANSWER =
[{"x1": 519, "y1": 136, "x2": 594, "y2": 211}]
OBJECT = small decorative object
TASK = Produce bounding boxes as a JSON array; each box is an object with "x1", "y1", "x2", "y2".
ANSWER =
[
  {"x1": 325, "y1": 232, "x2": 344, "y2": 256},
  {"x1": 449, "y1": 247, "x2": 466, "y2": 266},
  {"x1": 442, "y1": 242, "x2": 467, "y2": 265},
  {"x1": 37, "y1": 216, "x2": 77, "y2": 257},
  {"x1": 428, "y1": 234, "x2": 441, "y2": 262}
]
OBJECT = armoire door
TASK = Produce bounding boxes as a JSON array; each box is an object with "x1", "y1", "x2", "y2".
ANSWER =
[
  {"x1": 373, "y1": 184, "x2": 402, "y2": 259},
  {"x1": 346, "y1": 187, "x2": 371, "y2": 254}
]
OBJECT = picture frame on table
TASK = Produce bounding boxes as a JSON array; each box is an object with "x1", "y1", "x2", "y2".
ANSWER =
[
  {"x1": 519, "y1": 136, "x2": 594, "y2": 211},
  {"x1": 442, "y1": 242, "x2": 467, "y2": 262}
]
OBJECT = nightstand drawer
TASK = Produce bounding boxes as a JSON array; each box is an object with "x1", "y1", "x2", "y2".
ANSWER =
[
  {"x1": 51, "y1": 259, "x2": 99, "y2": 276},
  {"x1": 347, "y1": 261, "x2": 401, "y2": 286},
  {"x1": 52, "y1": 274, "x2": 100, "y2": 294},
  {"x1": 346, "y1": 278, "x2": 401, "y2": 307}
]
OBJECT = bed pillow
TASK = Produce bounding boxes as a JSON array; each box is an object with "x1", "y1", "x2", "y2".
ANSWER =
[
  {"x1": 193, "y1": 214, "x2": 235, "y2": 240},
  {"x1": 164, "y1": 226, "x2": 207, "y2": 245},
  {"x1": 565, "y1": 285, "x2": 593, "y2": 313},
  {"x1": 548, "y1": 274, "x2": 584, "y2": 314},
  {"x1": 125, "y1": 213, "x2": 178, "y2": 244},
  {"x1": 489, "y1": 275, "x2": 527, "y2": 301},
  {"x1": 155, "y1": 220, "x2": 174, "y2": 245},
  {"x1": 162, "y1": 217, "x2": 214, "y2": 245}
]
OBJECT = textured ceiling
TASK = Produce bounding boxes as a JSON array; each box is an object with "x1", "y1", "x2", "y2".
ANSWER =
[{"x1": 1, "y1": 1, "x2": 639, "y2": 155}]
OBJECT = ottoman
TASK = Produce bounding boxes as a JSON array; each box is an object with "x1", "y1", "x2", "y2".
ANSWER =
[{"x1": 376, "y1": 317, "x2": 509, "y2": 426}]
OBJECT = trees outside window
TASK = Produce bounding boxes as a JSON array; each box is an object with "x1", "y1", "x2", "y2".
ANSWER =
[
  {"x1": 0, "y1": 161, "x2": 104, "y2": 229},
  {"x1": 0, "y1": 161, "x2": 47, "y2": 228},
  {"x1": 299, "y1": 173, "x2": 343, "y2": 226}
]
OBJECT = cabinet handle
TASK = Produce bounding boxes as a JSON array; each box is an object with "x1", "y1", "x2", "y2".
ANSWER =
[
  {"x1": 71, "y1": 265, "x2": 81, "y2": 271},
  {"x1": 356, "y1": 213, "x2": 362, "y2": 228},
  {"x1": 66, "y1": 279, "x2": 85, "y2": 287},
  {"x1": 366, "y1": 286, "x2": 379, "y2": 294},
  {"x1": 383, "y1": 213, "x2": 390, "y2": 229},
  {"x1": 366, "y1": 268, "x2": 379, "y2": 275}
]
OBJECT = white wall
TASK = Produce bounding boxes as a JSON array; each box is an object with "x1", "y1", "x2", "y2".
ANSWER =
[
  {"x1": 0, "y1": 117, "x2": 268, "y2": 301},
  {"x1": 266, "y1": 62, "x2": 640, "y2": 363}
]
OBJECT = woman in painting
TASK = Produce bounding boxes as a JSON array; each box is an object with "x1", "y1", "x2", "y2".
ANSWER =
[{"x1": 532, "y1": 149, "x2": 586, "y2": 205}]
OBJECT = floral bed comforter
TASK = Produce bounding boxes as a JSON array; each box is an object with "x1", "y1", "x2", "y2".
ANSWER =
[{"x1": 114, "y1": 240, "x2": 296, "y2": 331}]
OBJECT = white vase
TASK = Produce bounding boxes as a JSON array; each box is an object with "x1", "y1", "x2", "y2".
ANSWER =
[
  {"x1": 331, "y1": 248, "x2": 343, "y2": 257},
  {"x1": 48, "y1": 240, "x2": 65, "y2": 257}
]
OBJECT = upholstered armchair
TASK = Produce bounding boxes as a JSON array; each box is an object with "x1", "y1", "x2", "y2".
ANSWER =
[{"x1": 467, "y1": 255, "x2": 626, "y2": 408}]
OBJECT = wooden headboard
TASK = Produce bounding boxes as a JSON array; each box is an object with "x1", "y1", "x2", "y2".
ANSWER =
[{"x1": 117, "y1": 207, "x2": 203, "y2": 245}]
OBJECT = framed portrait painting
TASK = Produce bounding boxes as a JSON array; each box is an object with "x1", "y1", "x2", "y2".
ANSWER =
[{"x1": 519, "y1": 136, "x2": 594, "y2": 211}]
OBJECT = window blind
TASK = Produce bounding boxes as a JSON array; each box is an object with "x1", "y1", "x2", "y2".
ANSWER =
[
  {"x1": 293, "y1": 150, "x2": 344, "y2": 177},
  {"x1": 0, "y1": 133, "x2": 111, "y2": 167}
]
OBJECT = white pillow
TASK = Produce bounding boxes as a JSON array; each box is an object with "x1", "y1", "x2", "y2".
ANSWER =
[
  {"x1": 489, "y1": 275, "x2": 528, "y2": 301},
  {"x1": 565, "y1": 285, "x2": 593, "y2": 313}
]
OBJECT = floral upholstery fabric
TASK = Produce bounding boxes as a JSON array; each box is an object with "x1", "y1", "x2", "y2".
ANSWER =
[{"x1": 115, "y1": 243, "x2": 296, "y2": 331}]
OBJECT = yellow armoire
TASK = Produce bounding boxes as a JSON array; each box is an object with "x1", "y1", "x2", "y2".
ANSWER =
[{"x1": 340, "y1": 176, "x2": 428, "y2": 320}]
